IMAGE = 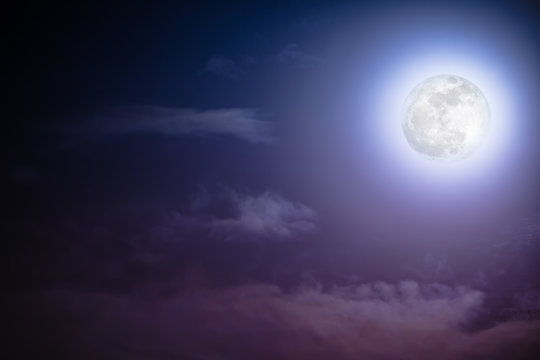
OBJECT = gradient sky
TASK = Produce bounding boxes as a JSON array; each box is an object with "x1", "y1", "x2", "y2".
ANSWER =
[{"x1": 5, "y1": 1, "x2": 540, "y2": 359}]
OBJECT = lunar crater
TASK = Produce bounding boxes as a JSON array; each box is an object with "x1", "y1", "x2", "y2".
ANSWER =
[{"x1": 402, "y1": 75, "x2": 490, "y2": 162}]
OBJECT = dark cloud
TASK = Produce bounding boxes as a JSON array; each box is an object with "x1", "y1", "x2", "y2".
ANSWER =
[
  {"x1": 76, "y1": 106, "x2": 273, "y2": 144},
  {"x1": 11, "y1": 281, "x2": 540, "y2": 360}
]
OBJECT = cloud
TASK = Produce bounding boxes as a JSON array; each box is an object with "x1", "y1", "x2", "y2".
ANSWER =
[
  {"x1": 81, "y1": 106, "x2": 273, "y2": 144},
  {"x1": 201, "y1": 44, "x2": 323, "y2": 82},
  {"x1": 499, "y1": 213, "x2": 540, "y2": 249},
  {"x1": 268, "y1": 44, "x2": 324, "y2": 69},
  {"x1": 153, "y1": 190, "x2": 317, "y2": 243},
  {"x1": 406, "y1": 253, "x2": 454, "y2": 282},
  {"x1": 203, "y1": 56, "x2": 245, "y2": 80},
  {"x1": 210, "y1": 191, "x2": 317, "y2": 240},
  {"x1": 514, "y1": 290, "x2": 540, "y2": 310},
  {"x1": 11, "y1": 281, "x2": 540, "y2": 360}
]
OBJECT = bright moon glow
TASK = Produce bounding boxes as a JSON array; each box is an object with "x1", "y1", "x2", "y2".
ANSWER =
[
  {"x1": 402, "y1": 75, "x2": 490, "y2": 162},
  {"x1": 359, "y1": 8, "x2": 527, "y2": 187}
]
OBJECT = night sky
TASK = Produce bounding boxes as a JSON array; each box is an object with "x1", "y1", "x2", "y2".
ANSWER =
[{"x1": 5, "y1": 1, "x2": 540, "y2": 359}]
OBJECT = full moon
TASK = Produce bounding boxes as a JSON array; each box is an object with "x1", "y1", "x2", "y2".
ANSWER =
[{"x1": 402, "y1": 75, "x2": 490, "y2": 162}]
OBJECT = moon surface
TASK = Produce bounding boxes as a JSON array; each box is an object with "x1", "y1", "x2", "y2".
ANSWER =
[{"x1": 402, "y1": 75, "x2": 490, "y2": 162}]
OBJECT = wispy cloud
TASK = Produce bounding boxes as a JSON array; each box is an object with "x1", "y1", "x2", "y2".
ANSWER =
[
  {"x1": 79, "y1": 106, "x2": 273, "y2": 144},
  {"x1": 202, "y1": 43, "x2": 324, "y2": 80}
]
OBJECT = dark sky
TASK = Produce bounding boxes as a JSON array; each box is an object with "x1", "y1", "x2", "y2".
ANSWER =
[{"x1": 5, "y1": 1, "x2": 540, "y2": 359}]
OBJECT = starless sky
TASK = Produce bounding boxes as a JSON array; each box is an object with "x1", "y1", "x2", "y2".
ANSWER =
[{"x1": 5, "y1": 0, "x2": 540, "y2": 359}]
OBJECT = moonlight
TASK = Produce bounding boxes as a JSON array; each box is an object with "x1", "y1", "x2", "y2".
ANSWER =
[{"x1": 402, "y1": 75, "x2": 490, "y2": 162}]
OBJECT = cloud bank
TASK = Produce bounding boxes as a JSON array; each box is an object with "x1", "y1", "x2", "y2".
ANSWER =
[{"x1": 12, "y1": 281, "x2": 540, "y2": 360}]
